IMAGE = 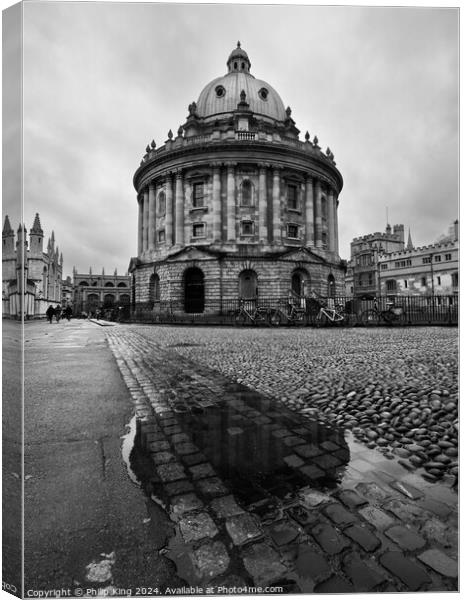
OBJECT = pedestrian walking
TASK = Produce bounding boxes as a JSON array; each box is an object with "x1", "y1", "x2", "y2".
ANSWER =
[
  {"x1": 45, "y1": 305, "x2": 55, "y2": 324},
  {"x1": 64, "y1": 305, "x2": 72, "y2": 321},
  {"x1": 54, "y1": 304, "x2": 62, "y2": 323}
]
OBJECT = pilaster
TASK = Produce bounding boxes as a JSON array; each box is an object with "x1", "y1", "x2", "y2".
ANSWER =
[
  {"x1": 258, "y1": 164, "x2": 268, "y2": 242},
  {"x1": 148, "y1": 181, "x2": 156, "y2": 251},
  {"x1": 174, "y1": 171, "x2": 183, "y2": 246},
  {"x1": 212, "y1": 164, "x2": 222, "y2": 242},
  {"x1": 226, "y1": 163, "x2": 236, "y2": 241},
  {"x1": 272, "y1": 167, "x2": 282, "y2": 243},
  {"x1": 305, "y1": 175, "x2": 314, "y2": 247}
]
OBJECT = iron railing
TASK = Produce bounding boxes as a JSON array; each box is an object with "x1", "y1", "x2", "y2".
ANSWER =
[{"x1": 127, "y1": 294, "x2": 458, "y2": 326}]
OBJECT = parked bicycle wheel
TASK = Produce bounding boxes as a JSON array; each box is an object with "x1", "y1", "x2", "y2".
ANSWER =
[
  {"x1": 381, "y1": 310, "x2": 396, "y2": 325},
  {"x1": 315, "y1": 312, "x2": 329, "y2": 327},
  {"x1": 269, "y1": 310, "x2": 282, "y2": 326},
  {"x1": 343, "y1": 312, "x2": 357, "y2": 327},
  {"x1": 235, "y1": 311, "x2": 248, "y2": 326},
  {"x1": 360, "y1": 309, "x2": 379, "y2": 326}
]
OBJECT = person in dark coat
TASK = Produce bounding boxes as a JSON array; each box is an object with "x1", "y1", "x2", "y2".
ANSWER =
[
  {"x1": 46, "y1": 305, "x2": 55, "y2": 324},
  {"x1": 54, "y1": 304, "x2": 62, "y2": 322},
  {"x1": 64, "y1": 305, "x2": 72, "y2": 321}
]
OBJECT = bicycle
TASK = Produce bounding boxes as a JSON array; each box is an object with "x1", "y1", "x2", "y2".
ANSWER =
[
  {"x1": 234, "y1": 299, "x2": 271, "y2": 326},
  {"x1": 360, "y1": 299, "x2": 403, "y2": 326},
  {"x1": 269, "y1": 301, "x2": 306, "y2": 326},
  {"x1": 308, "y1": 292, "x2": 352, "y2": 327}
]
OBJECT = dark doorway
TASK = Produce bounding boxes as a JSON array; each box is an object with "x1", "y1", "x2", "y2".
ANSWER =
[{"x1": 184, "y1": 267, "x2": 205, "y2": 313}]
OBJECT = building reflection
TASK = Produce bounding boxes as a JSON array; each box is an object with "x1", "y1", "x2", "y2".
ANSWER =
[{"x1": 176, "y1": 386, "x2": 350, "y2": 503}]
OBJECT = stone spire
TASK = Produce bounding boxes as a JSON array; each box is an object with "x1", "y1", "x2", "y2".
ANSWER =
[
  {"x1": 406, "y1": 228, "x2": 414, "y2": 250},
  {"x1": 3, "y1": 215, "x2": 13, "y2": 235},
  {"x1": 31, "y1": 213, "x2": 43, "y2": 235}
]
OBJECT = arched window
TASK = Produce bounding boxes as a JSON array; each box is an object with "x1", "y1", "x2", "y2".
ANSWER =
[
  {"x1": 117, "y1": 282, "x2": 127, "y2": 288},
  {"x1": 103, "y1": 294, "x2": 115, "y2": 307},
  {"x1": 241, "y1": 180, "x2": 253, "y2": 206},
  {"x1": 327, "y1": 274, "x2": 336, "y2": 298},
  {"x1": 79, "y1": 281, "x2": 89, "y2": 287},
  {"x1": 119, "y1": 294, "x2": 130, "y2": 305},
  {"x1": 238, "y1": 269, "x2": 258, "y2": 299},
  {"x1": 149, "y1": 273, "x2": 160, "y2": 308},
  {"x1": 87, "y1": 293, "x2": 99, "y2": 313},
  {"x1": 105, "y1": 281, "x2": 114, "y2": 287}
]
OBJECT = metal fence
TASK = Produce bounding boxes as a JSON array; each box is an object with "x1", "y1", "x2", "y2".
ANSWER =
[{"x1": 128, "y1": 294, "x2": 458, "y2": 326}]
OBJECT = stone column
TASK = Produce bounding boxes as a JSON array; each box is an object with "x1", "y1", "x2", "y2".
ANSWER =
[
  {"x1": 137, "y1": 194, "x2": 143, "y2": 256},
  {"x1": 226, "y1": 164, "x2": 236, "y2": 241},
  {"x1": 165, "y1": 174, "x2": 173, "y2": 246},
  {"x1": 143, "y1": 186, "x2": 149, "y2": 251},
  {"x1": 328, "y1": 188, "x2": 335, "y2": 253},
  {"x1": 304, "y1": 176, "x2": 314, "y2": 247},
  {"x1": 212, "y1": 164, "x2": 222, "y2": 242},
  {"x1": 272, "y1": 168, "x2": 281, "y2": 243},
  {"x1": 174, "y1": 171, "x2": 183, "y2": 246},
  {"x1": 258, "y1": 164, "x2": 268, "y2": 242},
  {"x1": 334, "y1": 195, "x2": 340, "y2": 256},
  {"x1": 313, "y1": 179, "x2": 322, "y2": 248},
  {"x1": 148, "y1": 181, "x2": 156, "y2": 251},
  {"x1": 165, "y1": 171, "x2": 177, "y2": 248}
]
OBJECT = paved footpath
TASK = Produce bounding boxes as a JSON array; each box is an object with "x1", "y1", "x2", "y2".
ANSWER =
[
  {"x1": 21, "y1": 319, "x2": 184, "y2": 595},
  {"x1": 105, "y1": 324, "x2": 458, "y2": 594}
]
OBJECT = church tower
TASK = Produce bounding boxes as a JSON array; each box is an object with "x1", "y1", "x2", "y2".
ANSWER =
[{"x1": 29, "y1": 213, "x2": 44, "y2": 256}]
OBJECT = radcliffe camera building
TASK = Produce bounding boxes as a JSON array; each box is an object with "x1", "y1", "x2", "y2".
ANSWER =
[{"x1": 129, "y1": 43, "x2": 344, "y2": 314}]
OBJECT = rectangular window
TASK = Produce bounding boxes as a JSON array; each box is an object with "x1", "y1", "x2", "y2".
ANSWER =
[
  {"x1": 445, "y1": 253, "x2": 452, "y2": 261},
  {"x1": 421, "y1": 277, "x2": 427, "y2": 286},
  {"x1": 192, "y1": 223, "x2": 205, "y2": 238},
  {"x1": 437, "y1": 276, "x2": 441, "y2": 286},
  {"x1": 158, "y1": 230, "x2": 166, "y2": 243},
  {"x1": 287, "y1": 224, "x2": 299, "y2": 239},
  {"x1": 321, "y1": 232, "x2": 327, "y2": 248},
  {"x1": 193, "y1": 182, "x2": 205, "y2": 208},
  {"x1": 452, "y1": 273, "x2": 458, "y2": 286},
  {"x1": 386, "y1": 280, "x2": 397, "y2": 291},
  {"x1": 434, "y1": 255, "x2": 442, "y2": 262},
  {"x1": 404, "y1": 280, "x2": 408, "y2": 288},
  {"x1": 241, "y1": 221, "x2": 254, "y2": 236},
  {"x1": 287, "y1": 185, "x2": 298, "y2": 210},
  {"x1": 422, "y1": 257, "x2": 431, "y2": 264},
  {"x1": 381, "y1": 264, "x2": 388, "y2": 270}
]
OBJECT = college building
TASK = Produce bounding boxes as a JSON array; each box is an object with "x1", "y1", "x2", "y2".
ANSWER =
[{"x1": 2, "y1": 214, "x2": 63, "y2": 319}]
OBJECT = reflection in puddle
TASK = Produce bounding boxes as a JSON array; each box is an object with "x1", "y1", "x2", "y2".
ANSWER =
[
  {"x1": 125, "y1": 383, "x2": 352, "y2": 588},
  {"x1": 174, "y1": 387, "x2": 350, "y2": 505}
]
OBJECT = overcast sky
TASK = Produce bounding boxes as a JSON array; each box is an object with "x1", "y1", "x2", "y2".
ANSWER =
[{"x1": 2, "y1": 1, "x2": 459, "y2": 276}]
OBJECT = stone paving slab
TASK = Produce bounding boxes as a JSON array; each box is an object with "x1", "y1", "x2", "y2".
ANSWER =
[{"x1": 105, "y1": 326, "x2": 459, "y2": 593}]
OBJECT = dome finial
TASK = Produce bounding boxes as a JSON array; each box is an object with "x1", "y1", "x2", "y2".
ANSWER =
[{"x1": 237, "y1": 41, "x2": 241, "y2": 48}]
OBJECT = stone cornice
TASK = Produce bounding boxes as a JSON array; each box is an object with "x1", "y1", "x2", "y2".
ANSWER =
[{"x1": 134, "y1": 139, "x2": 343, "y2": 194}]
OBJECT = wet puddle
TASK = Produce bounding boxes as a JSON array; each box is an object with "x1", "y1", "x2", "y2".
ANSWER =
[{"x1": 123, "y1": 381, "x2": 457, "y2": 590}]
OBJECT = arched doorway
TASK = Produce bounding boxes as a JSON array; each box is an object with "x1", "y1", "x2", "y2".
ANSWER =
[
  {"x1": 238, "y1": 269, "x2": 258, "y2": 299},
  {"x1": 291, "y1": 269, "x2": 309, "y2": 298},
  {"x1": 184, "y1": 267, "x2": 205, "y2": 313}
]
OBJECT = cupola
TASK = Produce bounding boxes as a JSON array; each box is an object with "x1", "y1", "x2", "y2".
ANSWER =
[{"x1": 227, "y1": 41, "x2": 251, "y2": 74}]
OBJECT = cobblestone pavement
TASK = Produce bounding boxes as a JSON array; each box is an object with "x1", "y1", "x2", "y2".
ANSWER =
[{"x1": 106, "y1": 325, "x2": 458, "y2": 593}]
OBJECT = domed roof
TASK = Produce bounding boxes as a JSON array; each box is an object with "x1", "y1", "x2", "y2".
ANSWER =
[{"x1": 195, "y1": 43, "x2": 287, "y2": 122}]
